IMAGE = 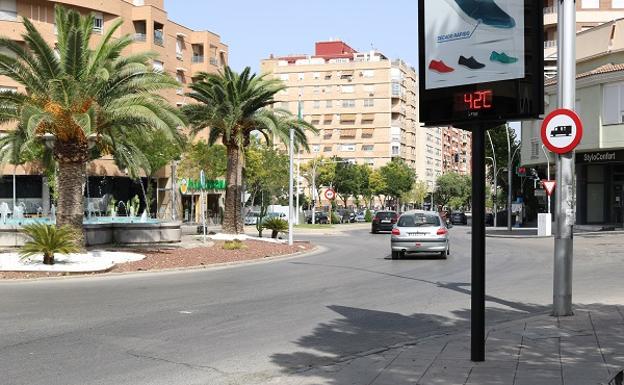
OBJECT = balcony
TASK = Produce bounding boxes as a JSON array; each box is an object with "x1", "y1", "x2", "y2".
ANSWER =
[
  {"x1": 153, "y1": 31, "x2": 164, "y2": 47},
  {"x1": 192, "y1": 55, "x2": 204, "y2": 63},
  {"x1": 544, "y1": 40, "x2": 556, "y2": 49},
  {"x1": 133, "y1": 33, "x2": 146, "y2": 42},
  {"x1": 209, "y1": 57, "x2": 219, "y2": 66}
]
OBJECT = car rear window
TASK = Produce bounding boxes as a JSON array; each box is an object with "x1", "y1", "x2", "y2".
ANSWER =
[
  {"x1": 398, "y1": 213, "x2": 441, "y2": 227},
  {"x1": 375, "y1": 211, "x2": 396, "y2": 219}
]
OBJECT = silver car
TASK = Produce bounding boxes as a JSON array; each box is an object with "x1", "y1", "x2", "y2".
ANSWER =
[{"x1": 390, "y1": 210, "x2": 450, "y2": 259}]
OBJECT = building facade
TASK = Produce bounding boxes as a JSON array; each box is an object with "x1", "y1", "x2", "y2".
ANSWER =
[
  {"x1": 543, "y1": 0, "x2": 624, "y2": 77},
  {"x1": 0, "y1": 0, "x2": 228, "y2": 218},
  {"x1": 441, "y1": 127, "x2": 471, "y2": 176},
  {"x1": 522, "y1": 18, "x2": 624, "y2": 227},
  {"x1": 260, "y1": 41, "x2": 443, "y2": 190}
]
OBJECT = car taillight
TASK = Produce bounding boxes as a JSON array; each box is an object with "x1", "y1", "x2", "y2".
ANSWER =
[
  {"x1": 391, "y1": 228, "x2": 400, "y2": 235},
  {"x1": 391, "y1": 218, "x2": 397, "y2": 224},
  {"x1": 437, "y1": 228, "x2": 448, "y2": 235},
  {"x1": 372, "y1": 217, "x2": 379, "y2": 223}
]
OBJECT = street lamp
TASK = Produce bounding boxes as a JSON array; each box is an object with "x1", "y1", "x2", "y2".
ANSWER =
[
  {"x1": 486, "y1": 156, "x2": 497, "y2": 227},
  {"x1": 541, "y1": 144, "x2": 552, "y2": 215}
]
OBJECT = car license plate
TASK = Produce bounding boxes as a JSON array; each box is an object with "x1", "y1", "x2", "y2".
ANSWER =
[
  {"x1": 381, "y1": 219, "x2": 391, "y2": 223},
  {"x1": 414, "y1": 243, "x2": 421, "y2": 247}
]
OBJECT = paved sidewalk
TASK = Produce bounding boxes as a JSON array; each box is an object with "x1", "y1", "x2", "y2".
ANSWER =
[{"x1": 272, "y1": 305, "x2": 624, "y2": 385}]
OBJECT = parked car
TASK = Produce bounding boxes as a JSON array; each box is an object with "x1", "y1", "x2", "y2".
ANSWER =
[
  {"x1": 371, "y1": 210, "x2": 398, "y2": 233},
  {"x1": 306, "y1": 212, "x2": 330, "y2": 224},
  {"x1": 449, "y1": 211, "x2": 468, "y2": 225},
  {"x1": 355, "y1": 212, "x2": 366, "y2": 222},
  {"x1": 244, "y1": 212, "x2": 260, "y2": 226},
  {"x1": 390, "y1": 210, "x2": 450, "y2": 259}
]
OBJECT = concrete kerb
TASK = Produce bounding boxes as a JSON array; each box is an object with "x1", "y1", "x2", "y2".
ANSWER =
[
  {"x1": 0, "y1": 244, "x2": 325, "y2": 283},
  {"x1": 485, "y1": 229, "x2": 624, "y2": 239}
]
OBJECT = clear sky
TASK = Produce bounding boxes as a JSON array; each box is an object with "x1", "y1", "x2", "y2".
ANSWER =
[{"x1": 164, "y1": 0, "x2": 419, "y2": 73}]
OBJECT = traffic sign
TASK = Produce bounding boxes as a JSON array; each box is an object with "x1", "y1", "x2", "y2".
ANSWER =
[
  {"x1": 541, "y1": 109, "x2": 583, "y2": 154},
  {"x1": 324, "y1": 188, "x2": 336, "y2": 201},
  {"x1": 542, "y1": 180, "x2": 556, "y2": 196}
]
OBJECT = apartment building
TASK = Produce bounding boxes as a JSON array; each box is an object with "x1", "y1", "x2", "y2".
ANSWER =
[
  {"x1": 543, "y1": 0, "x2": 624, "y2": 77},
  {"x1": 522, "y1": 18, "x2": 624, "y2": 226},
  {"x1": 441, "y1": 127, "x2": 471, "y2": 176},
  {"x1": 0, "y1": 0, "x2": 228, "y2": 217},
  {"x1": 260, "y1": 40, "x2": 443, "y2": 190}
]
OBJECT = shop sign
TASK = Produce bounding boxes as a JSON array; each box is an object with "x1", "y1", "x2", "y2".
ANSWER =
[
  {"x1": 576, "y1": 150, "x2": 624, "y2": 164},
  {"x1": 179, "y1": 178, "x2": 226, "y2": 192}
]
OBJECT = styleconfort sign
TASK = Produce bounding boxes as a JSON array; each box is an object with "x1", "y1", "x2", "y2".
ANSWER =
[
  {"x1": 418, "y1": 0, "x2": 544, "y2": 126},
  {"x1": 576, "y1": 150, "x2": 624, "y2": 164},
  {"x1": 179, "y1": 178, "x2": 226, "y2": 193}
]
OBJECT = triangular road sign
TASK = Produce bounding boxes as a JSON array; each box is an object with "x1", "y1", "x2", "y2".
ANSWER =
[{"x1": 542, "y1": 180, "x2": 556, "y2": 196}]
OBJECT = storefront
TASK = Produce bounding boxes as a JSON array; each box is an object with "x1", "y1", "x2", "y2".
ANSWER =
[
  {"x1": 179, "y1": 178, "x2": 225, "y2": 224},
  {"x1": 576, "y1": 150, "x2": 624, "y2": 226}
]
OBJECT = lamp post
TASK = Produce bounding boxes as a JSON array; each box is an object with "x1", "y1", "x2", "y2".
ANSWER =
[
  {"x1": 541, "y1": 144, "x2": 552, "y2": 215},
  {"x1": 486, "y1": 132, "x2": 497, "y2": 227},
  {"x1": 505, "y1": 125, "x2": 512, "y2": 231}
]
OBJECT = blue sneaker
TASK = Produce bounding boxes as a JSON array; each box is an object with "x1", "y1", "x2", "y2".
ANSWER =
[
  {"x1": 490, "y1": 51, "x2": 518, "y2": 64},
  {"x1": 452, "y1": 0, "x2": 516, "y2": 29}
]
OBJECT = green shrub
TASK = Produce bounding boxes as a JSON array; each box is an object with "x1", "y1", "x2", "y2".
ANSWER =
[
  {"x1": 331, "y1": 212, "x2": 341, "y2": 224},
  {"x1": 19, "y1": 224, "x2": 80, "y2": 265},
  {"x1": 223, "y1": 239, "x2": 247, "y2": 250},
  {"x1": 263, "y1": 217, "x2": 288, "y2": 238},
  {"x1": 364, "y1": 209, "x2": 372, "y2": 222}
]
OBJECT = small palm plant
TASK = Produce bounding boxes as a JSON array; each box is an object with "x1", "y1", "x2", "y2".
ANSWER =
[
  {"x1": 20, "y1": 223, "x2": 79, "y2": 265},
  {"x1": 262, "y1": 217, "x2": 289, "y2": 239}
]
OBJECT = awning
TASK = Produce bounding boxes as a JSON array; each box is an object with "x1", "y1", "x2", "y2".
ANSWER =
[
  {"x1": 361, "y1": 113, "x2": 375, "y2": 121},
  {"x1": 340, "y1": 114, "x2": 356, "y2": 122},
  {"x1": 361, "y1": 128, "x2": 374, "y2": 137},
  {"x1": 340, "y1": 70, "x2": 354, "y2": 77},
  {"x1": 339, "y1": 129, "x2": 356, "y2": 138}
]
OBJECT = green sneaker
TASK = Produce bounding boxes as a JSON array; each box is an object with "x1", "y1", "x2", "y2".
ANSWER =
[{"x1": 490, "y1": 51, "x2": 518, "y2": 64}]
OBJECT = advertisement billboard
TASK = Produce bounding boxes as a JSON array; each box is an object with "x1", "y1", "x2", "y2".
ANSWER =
[{"x1": 419, "y1": 0, "x2": 544, "y2": 126}]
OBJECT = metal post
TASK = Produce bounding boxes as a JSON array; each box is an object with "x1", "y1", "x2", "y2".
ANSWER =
[
  {"x1": 12, "y1": 165, "x2": 16, "y2": 211},
  {"x1": 288, "y1": 128, "x2": 294, "y2": 246},
  {"x1": 471, "y1": 125, "x2": 486, "y2": 362},
  {"x1": 311, "y1": 159, "x2": 316, "y2": 225},
  {"x1": 296, "y1": 153, "x2": 300, "y2": 225},
  {"x1": 541, "y1": 145, "x2": 551, "y2": 215},
  {"x1": 202, "y1": 190, "x2": 206, "y2": 243},
  {"x1": 506, "y1": 126, "x2": 512, "y2": 231},
  {"x1": 171, "y1": 161, "x2": 178, "y2": 221},
  {"x1": 487, "y1": 132, "x2": 497, "y2": 227},
  {"x1": 553, "y1": 0, "x2": 575, "y2": 316}
]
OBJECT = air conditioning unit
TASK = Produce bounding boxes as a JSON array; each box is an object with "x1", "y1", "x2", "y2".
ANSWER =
[{"x1": 369, "y1": 92, "x2": 374, "y2": 97}]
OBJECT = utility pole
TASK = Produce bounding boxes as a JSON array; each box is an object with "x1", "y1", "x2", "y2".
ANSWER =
[
  {"x1": 486, "y1": 132, "x2": 497, "y2": 227},
  {"x1": 553, "y1": 0, "x2": 575, "y2": 316},
  {"x1": 288, "y1": 126, "x2": 294, "y2": 246},
  {"x1": 506, "y1": 125, "x2": 512, "y2": 231},
  {"x1": 311, "y1": 159, "x2": 317, "y2": 225}
]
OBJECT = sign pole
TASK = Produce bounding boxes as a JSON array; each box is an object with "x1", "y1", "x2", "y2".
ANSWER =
[
  {"x1": 553, "y1": 0, "x2": 575, "y2": 317},
  {"x1": 471, "y1": 125, "x2": 486, "y2": 362},
  {"x1": 288, "y1": 127, "x2": 294, "y2": 246}
]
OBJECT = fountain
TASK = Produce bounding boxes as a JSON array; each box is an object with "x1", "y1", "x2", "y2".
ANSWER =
[
  {"x1": 140, "y1": 210, "x2": 148, "y2": 223},
  {"x1": 50, "y1": 204, "x2": 56, "y2": 222},
  {"x1": 13, "y1": 203, "x2": 24, "y2": 220}
]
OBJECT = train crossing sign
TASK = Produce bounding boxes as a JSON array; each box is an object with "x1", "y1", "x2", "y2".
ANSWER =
[
  {"x1": 324, "y1": 188, "x2": 336, "y2": 201},
  {"x1": 542, "y1": 180, "x2": 556, "y2": 196},
  {"x1": 541, "y1": 108, "x2": 583, "y2": 154}
]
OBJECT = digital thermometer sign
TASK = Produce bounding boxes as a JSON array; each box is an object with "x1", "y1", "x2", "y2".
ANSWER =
[{"x1": 456, "y1": 90, "x2": 493, "y2": 111}]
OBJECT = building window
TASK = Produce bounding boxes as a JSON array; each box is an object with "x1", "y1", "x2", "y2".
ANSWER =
[
  {"x1": 0, "y1": 0, "x2": 16, "y2": 21},
  {"x1": 313, "y1": 72, "x2": 321, "y2": 80},
  {"x1": 364, "y1": 99, "x2": 374, "y2": 107},
  {"x1": 614, "y1": 0, "x2": 624, "y2": 8},
  {"x1": 342, "y1": 99, "x2": 355, "y2": 108},
  {"x1": 0, "y1": 86, "x2": 17, "y2": 93},
  {"x1": 323, "y1": 131, "x2": 332, "y2": 139},
  {"x1": 176, "y1": 37, "x2": 184, "y2": 59},
  {"x1": 341, "y1": 85, "x2": 354, "y2": 93},
  {"x1": 603, "y1": 82, "x2": 624, "y2": 124},
  {"x1": 326, "y1": 100, "x2": 333, "y2": 108},
  {"x1": 313, "y1": 100, "x2": 320, "y2": 109},
  {"x1": 93, "y1": 12, "x2": 104, "y2": 33},
  {"x1": 362, "y1": 145, "x2": 374, "y2": 151},
  {"x1": 298, "y1": 73, "x2": 305, "y2": 80},
  {"x1": 323, "y1": 145, "x2": 332, "y2": 152},
  {"x1": 363, "y1": 84, "x2": 375, "y2": 93},
  {"x1": 581, "y1": 0, "x2": 599, "y2": 7},
  {"x1": 531, "y1": 138, "x2": 539, "y2": 159},
  {"x1": 279, "y1": 74, "x2": 289, "y2": 81},
  {"x1": 340, "y1": 144, "x2": 356, "y2": 152},
  {"x1": 152, "y1": 60, "x2": 164, "y2": 72},
  {"x1": 365, "y1": 158, "x2": 375, "y2": 166},
  {"x1": 392, "y1": 145, "x2": 400, "y2": 156},
  {"x1": 312, "y1": 145, "x2": 321, "y2": 153},
  {"x1": 362, "y1": 70, "x2": 375, "y2": 78},
  {"x1": 313, "y1": 86, "x2": 320, "y2": 94}
]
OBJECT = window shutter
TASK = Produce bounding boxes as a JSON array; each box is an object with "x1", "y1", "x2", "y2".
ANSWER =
[{"x1": 603, "y1": 84, "x2": 620, "y2": 125}]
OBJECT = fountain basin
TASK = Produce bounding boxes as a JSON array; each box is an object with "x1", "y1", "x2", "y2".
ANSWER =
[{"x1": 0, "y1": 217, "x2": 181, "y2": 247}]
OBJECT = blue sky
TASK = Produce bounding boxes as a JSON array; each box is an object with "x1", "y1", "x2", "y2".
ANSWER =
[{"x1": 165, "y1": 0, "x2": 419, "y2": 73}]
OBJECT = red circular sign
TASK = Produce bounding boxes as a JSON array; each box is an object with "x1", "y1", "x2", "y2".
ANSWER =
[
  {"x1": 541, "y1": 108, "x2": 583, "y2": 154},
  {"x1": 324, "y1": 188, "x2": 336, "y2": 200}
]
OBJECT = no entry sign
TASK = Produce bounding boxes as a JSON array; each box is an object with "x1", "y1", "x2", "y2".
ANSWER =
[{"x1": 541, "y1": 109, "x2": 583, "y2": 154}]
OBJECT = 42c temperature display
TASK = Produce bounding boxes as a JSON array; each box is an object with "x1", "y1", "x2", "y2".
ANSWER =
[{"x1": 455, "y1": 90, "x2": 493, "y2": 111}]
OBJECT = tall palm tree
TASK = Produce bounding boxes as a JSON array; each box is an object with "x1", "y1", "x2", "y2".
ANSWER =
[
  {"x1": 184, "y1": 67, "x2": 317, "y2": 234},
  {"x1": 0, "y1": 7, "x2": 186, "y2": 244}
]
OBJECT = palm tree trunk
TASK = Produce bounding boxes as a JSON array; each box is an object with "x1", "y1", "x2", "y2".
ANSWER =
[
  {"x1": 57, "y1": 162, "x2": 86, "y2": 246},
  {"x1": 223, "y1": 144, "x2": 243, "y2": 234}
]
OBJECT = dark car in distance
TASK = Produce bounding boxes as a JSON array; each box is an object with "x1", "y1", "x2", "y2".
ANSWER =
[
  {"x1": 449, "y1": 211, "x2": 468, "y2": 225},
  {"x1": 306, "y1": 212, "x2": 330, "y2": 224},
  {"x1": 371, "y1": 210, "x2": 398, "y2": 233}
]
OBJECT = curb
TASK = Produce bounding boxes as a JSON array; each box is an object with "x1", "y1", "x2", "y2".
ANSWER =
[
  {"x1": 485, "y1": 230, "x2": 624, "y2": 239},
  {"x1": 0, "y1": 244, "x2": 325, "y2": 283}
]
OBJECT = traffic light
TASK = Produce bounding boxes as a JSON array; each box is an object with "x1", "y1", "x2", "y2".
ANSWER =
[{"x1": 516, "y1": 166, "x2": 527, "y2": 177}]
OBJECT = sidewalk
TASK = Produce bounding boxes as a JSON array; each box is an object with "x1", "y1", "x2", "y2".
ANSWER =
[{"x1": 274, "y1": 305, "x2": 624, "y2": 385}]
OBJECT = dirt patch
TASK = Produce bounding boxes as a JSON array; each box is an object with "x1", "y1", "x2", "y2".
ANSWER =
[{"x1": 0, "y1": 240, "x2": 313, "y2": 280}]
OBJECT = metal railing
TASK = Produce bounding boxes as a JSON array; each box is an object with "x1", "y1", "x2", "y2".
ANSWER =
[
  {"x1": 192, "y1": 55, "x2": 204, "y2": 63},
  {"x1": 133, "y1": 33, "x2": 146, "y2": 42},
  {"x1": 153, "y1": 31, "x2": 164, "y2": 46}
]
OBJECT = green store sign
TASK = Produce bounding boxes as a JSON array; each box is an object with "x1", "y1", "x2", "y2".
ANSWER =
[{"x1": 179, "y1": 178, "x2": 226, "y2": 193}]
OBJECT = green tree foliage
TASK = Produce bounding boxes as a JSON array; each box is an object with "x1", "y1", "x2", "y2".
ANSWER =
[
  {"x1": 19, "y1": 223, "x2": 79, "y2": 265},
  {"x1": 485, "y1": 125, "x2": 521, "y2": 204},
  {"x1": 244, "y1": 143, "x2": 289, "y2": 210},
  {"x1": 403, "y1": 180, "x2": 429, "y2": 208},
  {"x1": 184, "y1": 67, "x2": 317, "y2": 233},
  {"x1": 435, "y1": 172, "x2": 472, "y2": 208},
  {"x1": 368, "y1": 169, "x2": 387, "y2": 204},
  {"x1": 379, "y1": 159, "x2": 416, "y2": 203},
  {"x1": 178, "y1": 142, "x2": 227, "y2": 181},
  {"x1": 262, "y1": 217, "x2": 288, "y2": 239},
  {"x1": 0, "y1": 7, "x2": 185, "y2": 243}
]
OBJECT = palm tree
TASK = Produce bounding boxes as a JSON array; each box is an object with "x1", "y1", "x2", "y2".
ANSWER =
[
  {"x1": 0, "y1": 7, "x2": 186, "y2": 244},
  {"x1": 184, "y1": 67, "x2": 316, "y2": 234}
]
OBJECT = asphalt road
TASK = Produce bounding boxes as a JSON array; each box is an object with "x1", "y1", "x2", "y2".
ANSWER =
[{"x1": 2, "y1": 227, "x2": 623, "y2": 385}]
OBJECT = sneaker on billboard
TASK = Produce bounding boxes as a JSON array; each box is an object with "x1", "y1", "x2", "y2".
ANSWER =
[
  {"x1": 458, "y1": 55, "x2": 485, "y2": 69},
  {"x1": 490, "y1": 51, "x2": 518, "y2": 64},
  {"x1": 428, "y1": 60, "x2": 455, "y2": 74},
  {"x1": 452, "y1": 0, "x2": 516, "y2": 29}
]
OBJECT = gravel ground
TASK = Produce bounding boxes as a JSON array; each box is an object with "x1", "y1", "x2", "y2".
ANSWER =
[{"x1": 0, "y1": 240, "x2": 312, "y2": 280}]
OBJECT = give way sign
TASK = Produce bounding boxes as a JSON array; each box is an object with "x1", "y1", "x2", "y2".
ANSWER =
[{"x1": 542, "y1": 180, "x2": 556, "y2": 196}]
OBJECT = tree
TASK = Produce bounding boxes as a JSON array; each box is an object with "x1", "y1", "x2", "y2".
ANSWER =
[
  {"x1": 403, "y1": 180, "x2": 429, "y2": 209},
  {"x1": 184, "y1": 67, "x2": 317, "y2": 233},
  {"x1": 485, "y1": 125, "x2": 521, "y2": 205},
  {"x1": 435, "y1": 172, "x2": 471, "y2": 208},
  {"x1": 178, "y1": 142, "x2": 227, "y2": 181},
  {"x1": 352, "y1": 164, "x2": 371, "y2": 207},
  {"x1": 368, "y1": 170, "x2": 387, "y2": 207},
  {"x1": 0, "y1": 8, "x2": 185, "y2": 244},
  {"x1": 379, "y1": 159, "x2": 416, "y2": 209},
  {"x1": 244, "y1": 143, "x2": 289, "y2": 211}
]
